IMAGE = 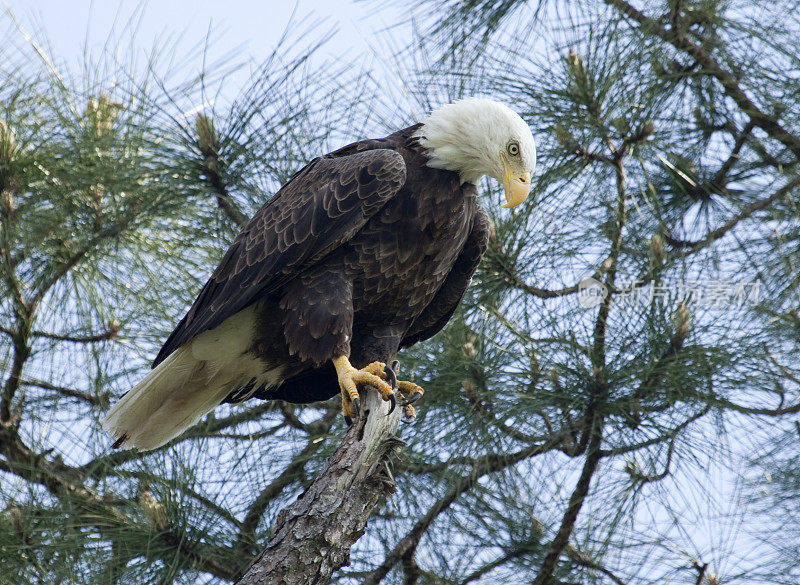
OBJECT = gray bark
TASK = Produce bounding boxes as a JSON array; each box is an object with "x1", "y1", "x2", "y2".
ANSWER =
[{"x1": 236, "y1": 386, "x2": 403, "y2": 585}]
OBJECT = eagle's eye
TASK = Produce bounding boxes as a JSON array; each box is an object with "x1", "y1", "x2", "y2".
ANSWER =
[{"x1": 507, "y1": 142, "x2": 520, "y2": 156}]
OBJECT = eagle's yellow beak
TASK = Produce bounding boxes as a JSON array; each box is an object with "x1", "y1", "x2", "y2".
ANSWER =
[{"x1": 500, "y1": 152, "x2": 532, "y2": 208}]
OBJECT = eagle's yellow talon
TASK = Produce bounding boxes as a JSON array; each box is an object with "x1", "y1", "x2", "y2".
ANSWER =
[
  {"x1": 342, "y1": 397, "x2": 359, "y2": 419},
  {"x1": 397, "y1": 380, "x2": 424, "y2": 404},
  {"x1": 333, "y1": 357, "x2": 395, "y2": 419},
  {"x1": 360, "y1": 361, "x2": 389, "y2": 378},
  {"x1": 333, "y1": 357, "x2": 425, "y2": 421},
  {"x1": 397, "y1": 380, "x2": 423, "y2": 422}
]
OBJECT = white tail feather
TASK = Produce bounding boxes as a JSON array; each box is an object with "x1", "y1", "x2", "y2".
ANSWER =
[
  {"x1": 102, "y1": 346, "x2": 227, "y2": 450},
  {"x1": 102, "y1": 305, "x2": 281, "y2": 451}
]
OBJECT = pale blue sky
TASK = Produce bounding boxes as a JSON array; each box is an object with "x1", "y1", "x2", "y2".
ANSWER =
[
  {"x1": 3, "y1": 0, "x2": 410, "y2": 100},
  {"x1": 3, "y1": 1, "x2": 405, "y2": 56}
]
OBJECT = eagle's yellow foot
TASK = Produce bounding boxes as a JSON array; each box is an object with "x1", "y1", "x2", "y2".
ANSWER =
[
  {"x1": 369, "y1": 360, "x2": 425, "y2": 423},
  {"x1": 396, "y1": 380, "x2": 424, "y2": 422},
  {"x1": 333, "y1": 356, "x2": 396, "y2": 423},
  {"x1": 397, "y1": 380, "x2": 424, "y2": 404}
]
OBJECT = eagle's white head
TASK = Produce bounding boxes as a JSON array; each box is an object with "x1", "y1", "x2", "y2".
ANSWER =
[{"x1": 414, "y1": 98, "x2": 536, "y2": 208}]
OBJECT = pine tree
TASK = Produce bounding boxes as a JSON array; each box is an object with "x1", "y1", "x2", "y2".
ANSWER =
[{"x1": 2, "y1": 2, "x2": 800, "y2": 584}]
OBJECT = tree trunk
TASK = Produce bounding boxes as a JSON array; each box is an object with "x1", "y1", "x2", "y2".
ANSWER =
[{"x1": 236, "y1": 386, "x2": 403, "y2": 585}]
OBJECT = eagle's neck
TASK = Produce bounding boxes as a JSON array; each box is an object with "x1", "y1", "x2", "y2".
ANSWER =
[{"x1": 413, "y1": 118, "x2": 487, "y2": 185}]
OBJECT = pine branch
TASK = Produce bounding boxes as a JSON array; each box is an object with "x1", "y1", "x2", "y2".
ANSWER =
[
  {"x1": 116, "y1": 469, "x2": 242, "y2": 529},
  {"x1": 693, "y1": 561, "x2": 709, "y2": 585},
  {"x1": 603, "y1": 0, "x2": 800, "y2": 160},
  {"x1": 159, "y1": 532, "x2": 241, "y2": 581},
  {"x1": 277, "y1": 400, "x2": 340, "y2": 435},
  {"x1": 0, "y1": 322, "x2": 30, "y2": 422},
  {"x1": 401, "y1": 549, "x2": 421, "y2": 585},
  {"x1": 460, "y1": 542, "x2": 534, "y2": 584},
  {"x1": 19, "y1": 378, "x2": 110, "y2": 407},
  {"x1": 81, "y1": 402, "x2": 276, "y2": 479},
  {"x1": 599, "y1": 406, "x2": 709, "y2": 457},
  {"x1": 28, "y1": 222, "x2": 128, "y2": 312},
  {"x1": 361, "y1": 437, "x2": 564, "y2": 585},
  {"x1": 565, "y1": 544, "x2": 629, "y2": 585},
  {"x1": 0, "y1": 164, "x2": 28, "y2": 317},
  {"x1": 664, "y1": 175, "x2": 800, "y2": 254},
  {"x1": 196, "y1": 113, "x2": 249, "y2": 228},
  {"x1": 708, "y1": 120, "x2": 756, "y2": 194},
  {"x1": 487, "y1": 250, "x2": 612, "y2": 299},
  {"x1": 0, "y1": 423, "x2": 242, "y2": 581},
  {"x1": 29, "y1": 322, "x2": 121, "y2": 344},
  {"x1": 0, "y1": 323, "x2": 120, "y2": 344},
  {"x1": 629, "y1": 314, "x2": 690, "y2": 410},
  {"x1": 712, "y1": 396, "x2": 800, "y2": 417},
  {"x1": 531, "y1": 146, "x2": 629, "y2": 585},
  {"x1": 234, "y1": 408, "x2": 338, "y2": 557},
  {"x1": 623, "y1": 436, "x2": 677, "y2": 484},
  {"x1": 531, "y1": 414, "x2": 605, "y2": 585}
]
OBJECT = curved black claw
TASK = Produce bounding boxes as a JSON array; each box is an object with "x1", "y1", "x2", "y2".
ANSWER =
[
  {"x1": 383, "y1": 363, "x2": 398, "y2": 390},
  {"x1": 390, "y1": 359, "x2": 400, "y2": 374},
  {"x1": 352, "y1": 397, "x2": 360, "y2": 417},
  {"x1": 344, "y1": 415, "x2": 353, "y2": 427},
  {"x1": 403, "y1": 392, "x2": 423, "y2": 406},
  {"x1": 401, "y1": 415, "x2": 415, "y2": 425},
  {"x1": 387, "y1": 393, "x2": 396, "y2": 415}
]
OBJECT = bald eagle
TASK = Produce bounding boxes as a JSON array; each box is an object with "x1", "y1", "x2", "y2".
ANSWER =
[{"x1": 103, "y1": 98, "x2": 536, "y2": 450}]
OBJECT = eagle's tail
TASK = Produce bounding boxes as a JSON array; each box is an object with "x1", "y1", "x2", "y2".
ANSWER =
[
  {"x1": 101, "y1": 346, "x2": 236, "y2": 451},
  {"x1": 103, "y1": 305, "x2": 283, "y2": 450}
]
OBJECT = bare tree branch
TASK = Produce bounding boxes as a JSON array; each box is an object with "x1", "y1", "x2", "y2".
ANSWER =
[
  {"x1": 665, "y1": 176, "x2": 800, "y2": 254},
  {"x1": 236, "y1": 388, "x2": 403, "y2": 585},
  {"x1": 19, "y1": 378, "x2": 110, "y2": 407}
]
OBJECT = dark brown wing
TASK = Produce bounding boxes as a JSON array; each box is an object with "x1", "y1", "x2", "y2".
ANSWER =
[
  {"x1": 400, "y1": 206, "x2": 490, "y2": 348},
  {"x1": 153, "y1": 149, "x2": 406, "y2": 366}
]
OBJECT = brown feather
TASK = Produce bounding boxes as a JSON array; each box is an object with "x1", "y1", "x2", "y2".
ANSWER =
[{"x1": 154, "y1": 125, "x2": 490, "y2": 407}]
